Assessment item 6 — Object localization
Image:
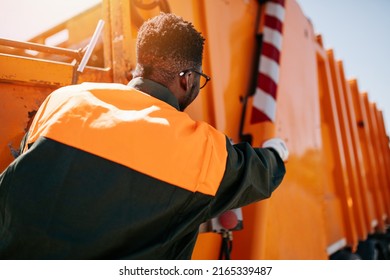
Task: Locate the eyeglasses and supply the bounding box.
[179,69,211,89]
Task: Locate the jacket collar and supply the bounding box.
[127,77,180,110]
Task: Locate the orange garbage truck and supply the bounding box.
[0,0,389,259]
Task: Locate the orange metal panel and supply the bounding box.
[371,104,390,221]
[376,110,390,219]
[349,80,377,234]
[235,0,329,259]
[192,233,221,260]
[326,50,360,250]
[0,53,74,86]
[317,52,349,256]
[104,0,136,84]
[362,94,386,232]
[0,54,112,85]
[337,61,369,241]
[190,0,330,259]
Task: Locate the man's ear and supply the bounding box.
[179,72,193,91]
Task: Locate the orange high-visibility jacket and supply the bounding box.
[0,79,285,259]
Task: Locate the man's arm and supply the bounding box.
[207,137,287,218]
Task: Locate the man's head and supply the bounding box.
[133,13,208,111]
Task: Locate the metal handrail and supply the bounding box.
[0,38,82,59]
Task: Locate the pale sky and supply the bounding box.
[0,0,389,132]
[0,0,101,40]
[297,0,390,132]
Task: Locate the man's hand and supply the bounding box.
[262,138,289,162]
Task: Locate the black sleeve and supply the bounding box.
[207,137,286,218]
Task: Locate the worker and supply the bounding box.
[0,13,288,259]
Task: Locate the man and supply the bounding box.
[0,13,287,259]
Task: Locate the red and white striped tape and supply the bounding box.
[250,0,285,124]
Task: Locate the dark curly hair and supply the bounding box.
[133,13,205,86]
